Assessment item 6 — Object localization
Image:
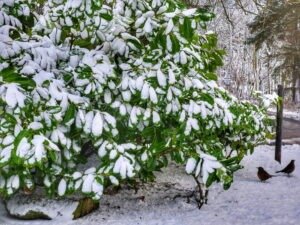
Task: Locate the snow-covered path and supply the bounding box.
[0,144,299,225]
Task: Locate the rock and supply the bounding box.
[4,189,99,220]
[73,198,99,219]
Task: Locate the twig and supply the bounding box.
[193,175,208,209]
[236,0,259,15]
[219,0,234,28]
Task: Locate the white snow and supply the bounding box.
[91,112,103,137]
[185,157,197,174]
[1,144,300,225]
[83,111,94,134]
[141,83,149,100]
[268,107,300,121]
[81,174,94,194]
[152,111,160,123]
[182,8,197,17]
[165,19,174,34]
[58,179,67,196]
[2,84,26,108]
[149,87,158,104]
[1,194,79,222]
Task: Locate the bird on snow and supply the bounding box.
[257,167,273,181]
[276,160,295,176]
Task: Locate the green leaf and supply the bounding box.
[204,72,218,81]
[206,172,218,187]
[180,18,193,42]
[223,182,231,190]
[228,165,243,173]
[221,156,239,166]
[200,93,215,105]
[170,34,180,53]
[63,104,76,125]
[100,13,112,21]
[0,67,35,89]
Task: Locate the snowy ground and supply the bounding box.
[269,107,300,121]
[0,144,299,225]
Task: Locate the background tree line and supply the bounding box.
[184,0,300,104]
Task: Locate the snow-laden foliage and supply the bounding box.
[0,0,275,200]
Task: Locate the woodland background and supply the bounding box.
[186,0,300,103]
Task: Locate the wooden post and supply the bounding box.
[275,84,283,163]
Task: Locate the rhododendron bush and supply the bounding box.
[0,0,275,205]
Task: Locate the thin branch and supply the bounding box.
[236,0,259,15]
[193,175,204,209]
[219,0,234,27]
[253,0,263,8]
[192,175,209,209]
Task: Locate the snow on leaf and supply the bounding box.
[11,175,20,189]
[83,111,94,134]
[135,77,144,91]
[113,156,123,175]
[182,8,197,16]
[186,158,197,174]
[168,69,176,84]
[3,84,25,108]
[141,151,148,161]
[104,90,112,104]
[119,104,127,116]
[92,112,103,137]
[199,152,223,184]
[16,138,31,158]
[85,167,96,175]
[141,83,150,100]
[44,176,51,187]
[130,107,138,124]
[69,55,79,68]
[152,111,160,124]
[189,117,199,131]
[103,113,116,127]
[82,174,94,193]
[0,145,12,163]
[58,178,67,196]
[98,141,108,157]
[144,18,153,33]
[166,35,172,52]
[72,172,82,180]
[157,69,167,87]
[109,149,118,159]
[28,122,43,130]
[180,51,187,64]
[92,180,103,195]
[179,111,186,122]
[165,19,174,34]
[109,176,119,185]
[2,135,14,146]
[122,90,131,101]
[149,87,158,104]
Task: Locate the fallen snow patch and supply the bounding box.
[269,107,300,121]
[0,144,299,225]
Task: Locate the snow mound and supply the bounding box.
[6,193,78,220]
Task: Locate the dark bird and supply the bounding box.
[276,160,295,176]
[257,167,273,181]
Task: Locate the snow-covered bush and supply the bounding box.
[0,0,275,204]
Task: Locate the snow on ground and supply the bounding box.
[284,110,300,121]
[0,144,299,225]
[269,107,300,121]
